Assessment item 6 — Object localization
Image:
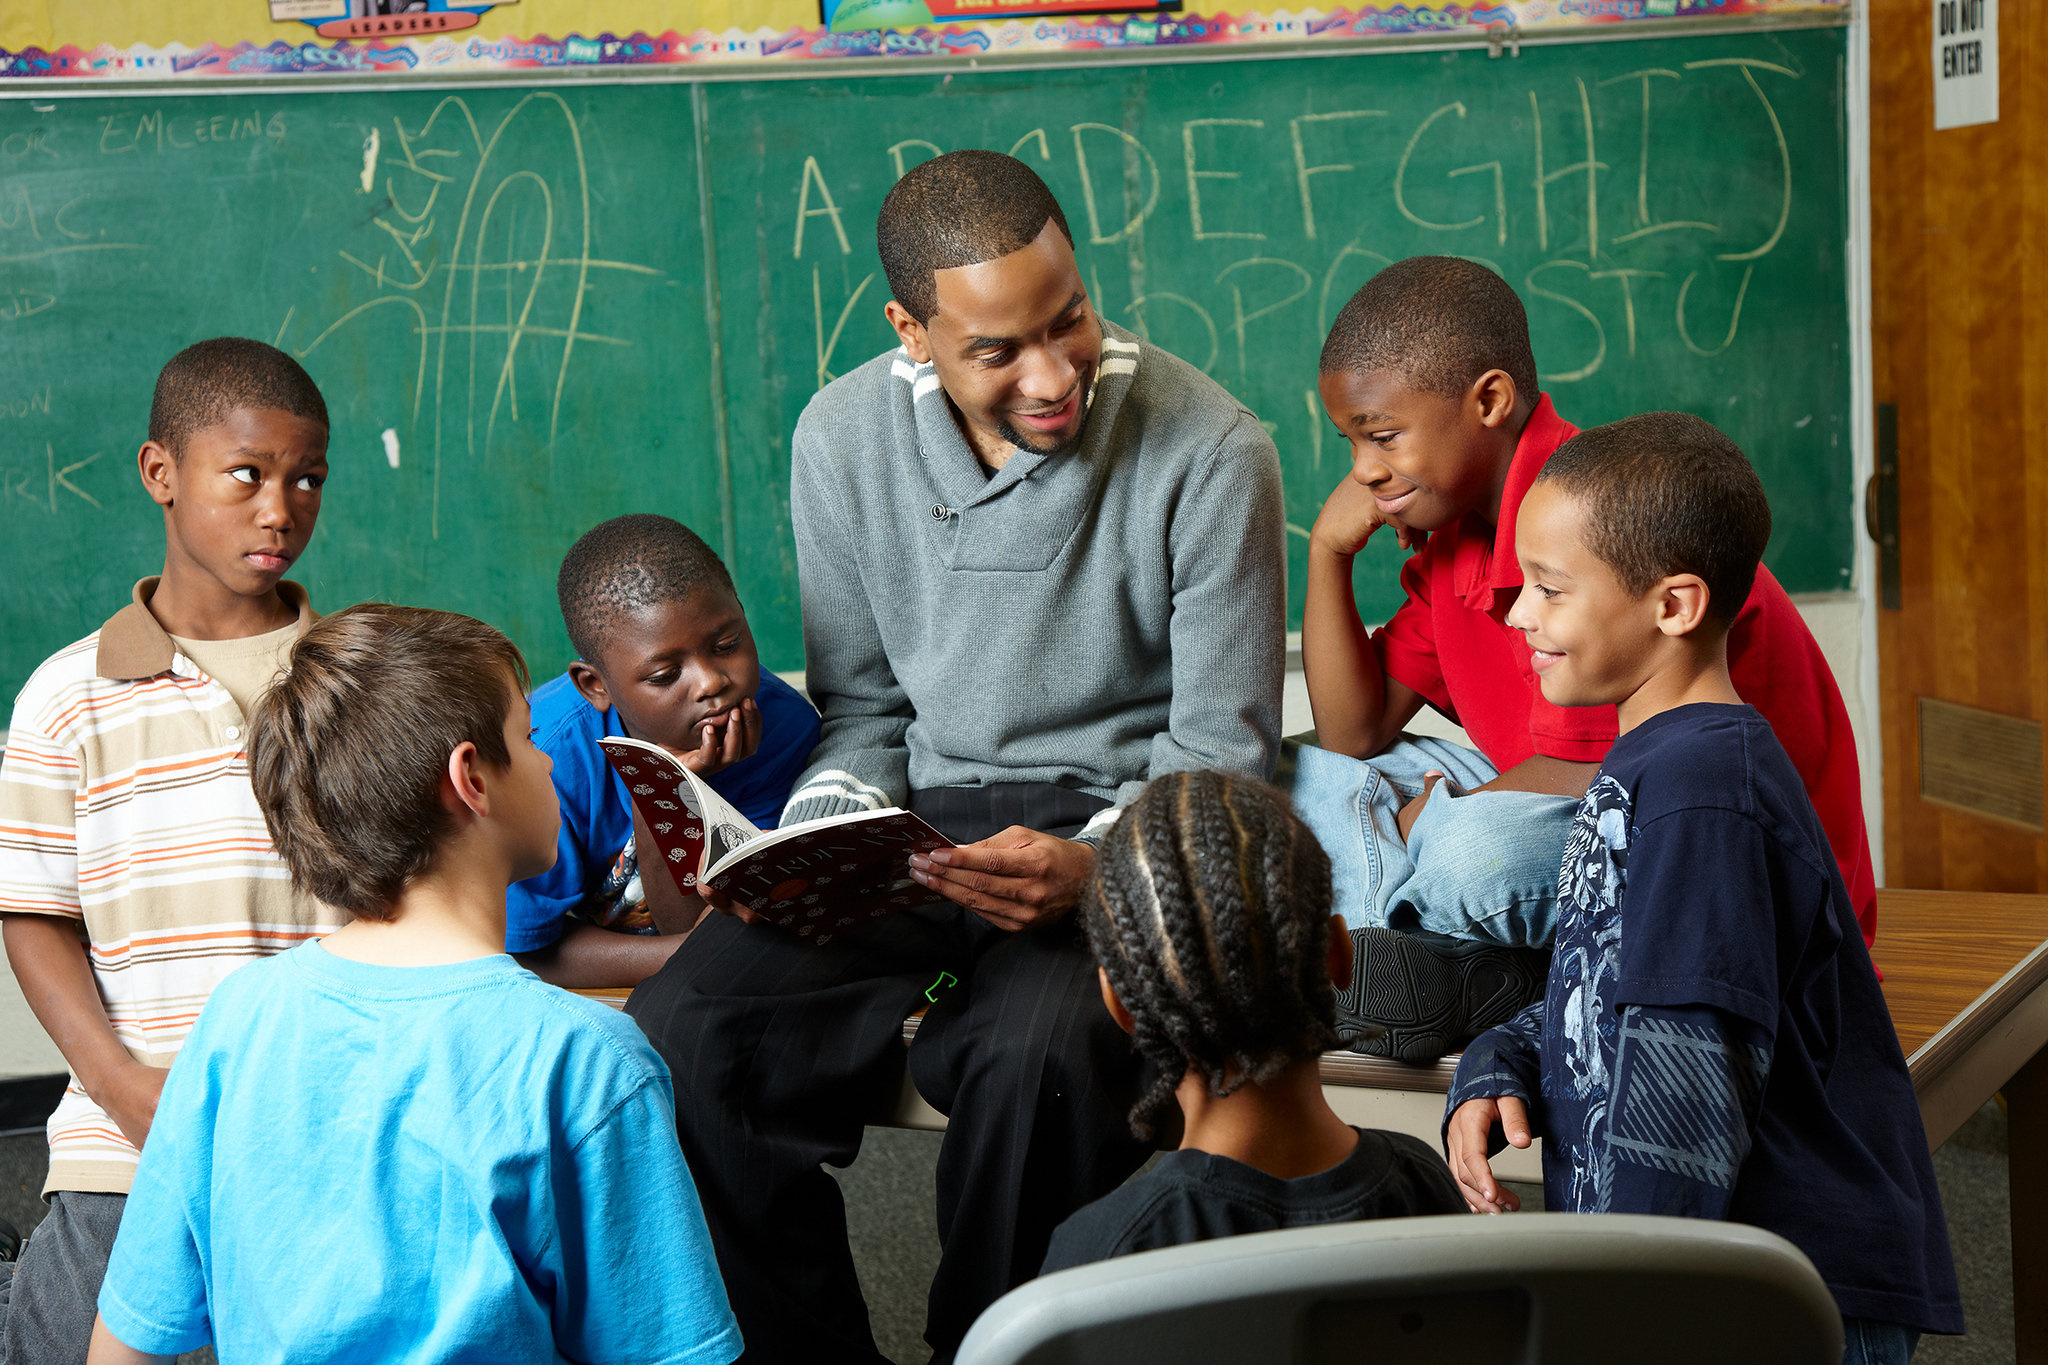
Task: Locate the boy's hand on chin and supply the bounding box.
[1446,1095,1529,1214]
[1311,476,1429,557]
[674,698,762,778]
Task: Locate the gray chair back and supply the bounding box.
[958,1213,1843,1365]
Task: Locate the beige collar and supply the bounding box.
[95,577,317,681]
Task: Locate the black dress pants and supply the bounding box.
[627,784,1149,1365]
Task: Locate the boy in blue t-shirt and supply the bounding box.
[1444,413,1960,1363]
[87,604,741,1365]
[509,514,821,989]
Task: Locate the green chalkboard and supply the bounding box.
[0,24,1849,710]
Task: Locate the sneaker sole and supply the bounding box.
[1335,928,1548,1064]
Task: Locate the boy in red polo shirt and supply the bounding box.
[1297,256,1875,1062]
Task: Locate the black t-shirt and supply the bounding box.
[1040,1128,1463,1274]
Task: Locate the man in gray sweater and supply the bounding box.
[629,151,1284,1365]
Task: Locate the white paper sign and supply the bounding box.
[1932,0,1999,130]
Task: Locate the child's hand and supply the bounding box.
[676,698,762,777]
[1310,474,1429,558]
[1396,770,1446,844]
[1446,1095,1530,1214]
[694,880,767,927]
[101,1061,167,1149]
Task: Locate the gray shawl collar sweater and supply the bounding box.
[780,319,1284,841]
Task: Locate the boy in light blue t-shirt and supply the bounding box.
[88,605,740,1365]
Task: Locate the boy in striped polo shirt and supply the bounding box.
[0,338,337,1365]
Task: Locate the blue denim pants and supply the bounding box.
[1840,1318,1919,1365]
[1288,738,1579,950]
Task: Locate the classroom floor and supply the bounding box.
[0,1102,2016,1363]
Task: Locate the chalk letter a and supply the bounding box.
[793,156,852,260]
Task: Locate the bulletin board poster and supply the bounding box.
[269,0,516,40]
[1,0,1846,78]
[822,0,1176,35]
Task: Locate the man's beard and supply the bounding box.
[996,392,1088,456]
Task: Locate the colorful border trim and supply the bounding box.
[0,0,1845,80]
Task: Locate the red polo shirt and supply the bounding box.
[1370,395,1879,945]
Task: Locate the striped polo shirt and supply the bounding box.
[0,578,341,1196]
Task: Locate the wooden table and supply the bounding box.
[1871,889,2048,1361]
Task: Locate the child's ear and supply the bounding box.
[1469,368,1520,430]
[137,441,177,508]
[566,660,613,713]
[1097,965,1136,1036]
[883,300,933,366]
[1325,916,1354,992]
[442,739,490,819]
[1653,574,1713,638]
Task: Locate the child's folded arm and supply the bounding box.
[1600,1001,1771,1220]
[1303,506,1434,760]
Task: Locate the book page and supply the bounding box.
[690,773,765,870]
[598,736,763,881]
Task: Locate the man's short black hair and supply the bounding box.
[148,338,329,456]
[1536,411,1772,628]
[877,150,1075,325]
[1319,256,1539,404]
[557,514,737,665]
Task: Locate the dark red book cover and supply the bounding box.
[599,737,954,946]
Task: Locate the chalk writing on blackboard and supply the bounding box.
[786,60,1801,394]
[284,93,663,537]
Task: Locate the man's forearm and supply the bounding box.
[1474,755,1599,799]
[1303,541,1422,756]
[3,914,139,1097]
[515,920,682,990]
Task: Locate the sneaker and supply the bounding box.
[1334,927,1548,1064]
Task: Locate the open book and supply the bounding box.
[597,736,955,945]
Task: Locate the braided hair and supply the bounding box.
[1083,770,1339,1141]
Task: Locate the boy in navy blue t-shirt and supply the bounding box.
[1445,413,1960,1362]
[508,515,820,989]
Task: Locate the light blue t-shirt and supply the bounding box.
[98,942,742,1365]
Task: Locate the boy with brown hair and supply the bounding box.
[1300,256,1876,1061]
[0,338,336,1365]
[87,605,740,1365]
[1444,414,1958,1364]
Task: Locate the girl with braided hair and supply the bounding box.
[1039,770,1463,1274]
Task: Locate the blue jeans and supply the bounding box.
[1288,738,1578,949]
[1841,1318,1918,1365]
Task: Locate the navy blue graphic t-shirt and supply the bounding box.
[1449,703,1961,1334]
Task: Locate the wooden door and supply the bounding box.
[1871,0,2048,893]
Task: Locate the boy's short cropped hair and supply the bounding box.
[876,149,1075,324]
[148,337,330,455]
[249,604,530,920]
[1083,770,1338,1138]
[556,513,735,665]
[1319,256,1540,403]
[1536,411,1773,627]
